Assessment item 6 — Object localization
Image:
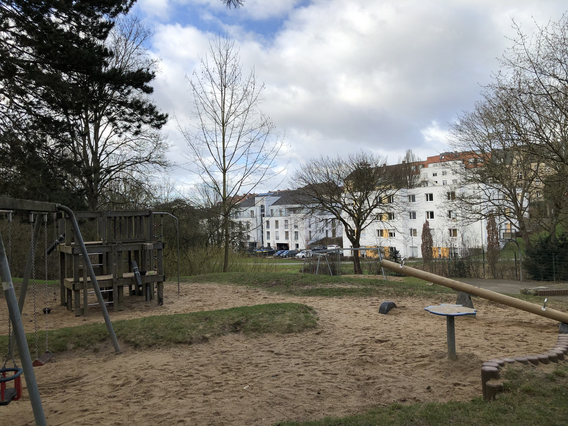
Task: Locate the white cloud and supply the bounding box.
[146,0,568,190]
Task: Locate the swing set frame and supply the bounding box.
[0,197,121,425]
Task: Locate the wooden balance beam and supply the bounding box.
[380,259,568,325]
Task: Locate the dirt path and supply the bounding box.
[1,282,563,425]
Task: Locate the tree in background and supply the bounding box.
[486,213,500,278]
[181,36,283,272]
[450,13,568,246]
[295,152,409,274]
[421,220,433,268]
[0,2,170,210]
[449,93,538,249]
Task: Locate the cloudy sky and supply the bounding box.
[131,0,567,194]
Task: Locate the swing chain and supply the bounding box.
[31,214,39,361]
[44,214,49,352]
[4,212,17,369]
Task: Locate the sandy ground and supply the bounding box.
[1,280,564,425]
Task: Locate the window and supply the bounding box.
[378,213,388,221]
[408,194,416,202]
[266,231,270,239]
[275,220,279,228]
[442,170,447,176]
[284,220,289,229]
[426,193,434,202]
[270,209,274,216]
[265,220,270,229]
[448,210,457,219]
[452,179,458,184]
[294,231,298,241]
[250,210,255,218]
[426,211,435,219]
[442,180,447,185]
[275,231,279,240]
[294,223,298,229]
[388,230,396,238]
[517,172,523,179]
[447,191,456,201]
[409,211,416,220]
[388,212,395,221]
[309,231,312,239]
[410,228,417,237]
[387,195,394,203]
[285,231,289,240]
[377,229,388,238]
[449,229,458,238]
[432,172,438,177]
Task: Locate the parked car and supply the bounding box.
[326,245,343,254]
[296,250,312,258]
[278,250,289,257]
[273,250,286,257]
[255,247,275,256]
[311,246,327,253]
[285,250,298,257]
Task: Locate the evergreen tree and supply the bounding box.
[421,220,433,266]
[486,213,500,278]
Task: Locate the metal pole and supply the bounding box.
[446,316,456,360]
[56,205,121,353]
[0,235,47,426]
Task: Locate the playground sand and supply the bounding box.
[2,281,562,425]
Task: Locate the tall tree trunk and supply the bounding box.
[353,250,362,274]
[223,215,230,272]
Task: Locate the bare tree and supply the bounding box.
[496,15,568,169]
[450,92,539,248]
[295,152,406,274]
[181,36,283,272]
[450,14,568,245]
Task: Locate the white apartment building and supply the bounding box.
[234,190,343,251]
[343,153,491,259]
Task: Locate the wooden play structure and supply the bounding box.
[57,210,165,316]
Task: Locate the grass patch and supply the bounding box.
[278,364,568,426]
[186,272,455,298]
[0,303,317,353]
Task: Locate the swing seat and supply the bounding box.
[0,367,23,405]
[33,350,53,367]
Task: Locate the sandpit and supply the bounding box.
[1,281,561,425]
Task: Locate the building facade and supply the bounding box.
[234,190,342,251]
[343,153,492,259]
